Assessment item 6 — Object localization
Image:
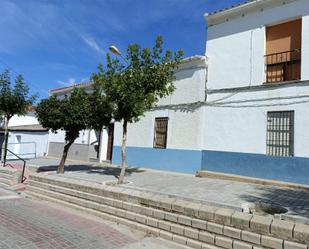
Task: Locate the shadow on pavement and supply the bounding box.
[37,164,145,179]
[239,186,309,218]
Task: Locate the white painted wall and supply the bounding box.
[203,84,309,157]
[202,0,309,157]
[7,131,48,159]
[206,0,309,90]
[48,129,91,144]
[113,58,206,150]
[8,113,39,126]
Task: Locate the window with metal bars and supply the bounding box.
[153,117,168,149]
[266,111,294,157]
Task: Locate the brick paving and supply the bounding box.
[0,187,188,249]
[0,197,136,249]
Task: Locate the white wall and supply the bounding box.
[48,129,91,144]
[7,131,48,159]
[203,84,309,157]
[113,60,206,150]
[206,0,309,90]
[8,113,39,126]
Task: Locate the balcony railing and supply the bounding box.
[265,49,301,84]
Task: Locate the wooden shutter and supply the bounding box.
[154,117,168,149]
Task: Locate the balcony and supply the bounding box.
[265,49,301,84]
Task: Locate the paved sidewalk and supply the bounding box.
[26,158,309,221]
[0,186,188,249]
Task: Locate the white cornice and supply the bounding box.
[205,0,297,27]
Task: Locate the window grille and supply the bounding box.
[266,111,294,157]
[153,117,168,149]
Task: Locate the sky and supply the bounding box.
[0,0,246,99]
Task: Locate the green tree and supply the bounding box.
[92,35,184,184]
[0,69,36,163]
[36,88,92,173]
[87,83,113,160]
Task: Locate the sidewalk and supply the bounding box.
[27,157,309,223]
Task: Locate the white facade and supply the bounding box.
[201,0,309,184]
[3,113,49,159]
[204,0,309,156]
[113,56,207,151]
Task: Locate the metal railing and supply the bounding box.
[265,49,301,83]
[3,149,27,183]
[7,142,37,159]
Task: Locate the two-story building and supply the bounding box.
[202,0,309,185]
[112,0,309,185]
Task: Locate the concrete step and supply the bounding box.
[0,172,14,180]
[0,177,12,186]
[0,181,9,188]
[25,186,225,249]
[0,167,18,175]
[26,175,309,249]
[25,181,261,249]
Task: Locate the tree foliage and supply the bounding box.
[36,87,112,173]
[92,36,184,124]
[0,69,36,162]
[92,35,184,183]
[0,70,36,120]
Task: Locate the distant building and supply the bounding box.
[0,108,49,159]
[48,82,113,163]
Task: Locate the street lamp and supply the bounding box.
[109,45,128,64]
[109,45,122,56]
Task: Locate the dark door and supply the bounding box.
[106,124,114,161]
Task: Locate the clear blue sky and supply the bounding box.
[0,0,245,99]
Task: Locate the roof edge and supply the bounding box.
[49,55,206,95]
[205,0,297,27]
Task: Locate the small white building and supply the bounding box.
[0,110,49,159]
[48,83,113,162]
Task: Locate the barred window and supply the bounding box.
[154,117,168,149]
[267,111,294,157]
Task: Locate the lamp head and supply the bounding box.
[109,45,122,55]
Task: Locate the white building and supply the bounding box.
[202,0,309,185]
[0,110,49,159]
[48,83,113,162]
[44,0,309,185]
[112,56,207,173]
[111,0,309,185]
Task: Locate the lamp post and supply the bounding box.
[109,45,129,64]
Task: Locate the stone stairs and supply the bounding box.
[0,167,21,188]
[25,174,309,249]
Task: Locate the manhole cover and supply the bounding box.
[242,202,288,216]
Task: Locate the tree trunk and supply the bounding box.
[118,120,127,184]
[1,117,10,165]
[57,140,74,174]
[96,129,102,161]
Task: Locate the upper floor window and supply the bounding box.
[153,117,168,149]
[265,19,301,84]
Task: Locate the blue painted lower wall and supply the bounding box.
[112,146,309,185]
[201,150,309,185]
[112,146,202,174]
